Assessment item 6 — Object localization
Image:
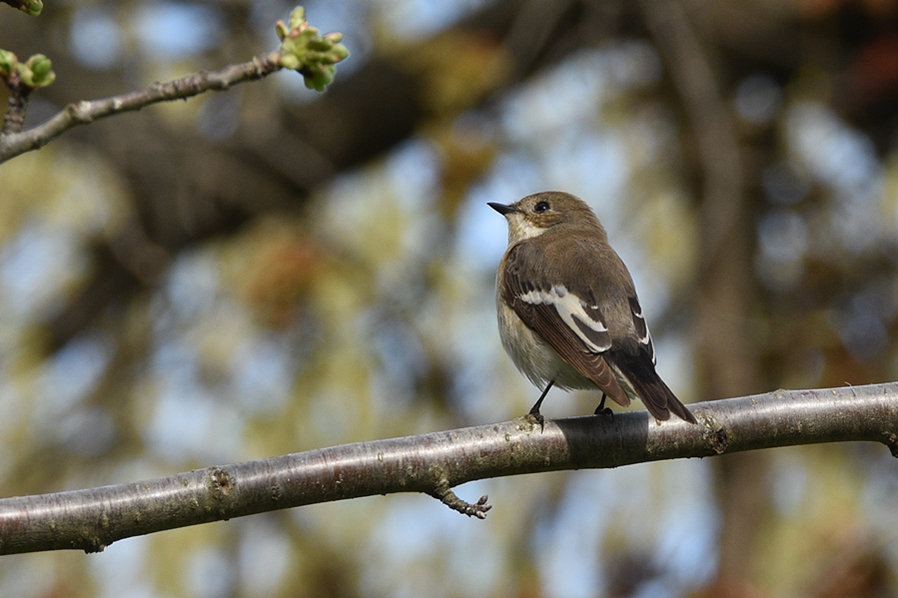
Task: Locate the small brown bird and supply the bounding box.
[489,191,696,424]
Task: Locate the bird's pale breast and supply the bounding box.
[495,284,596,391]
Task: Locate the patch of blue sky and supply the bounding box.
[538,471,614,598]
[230,333,295,415]
[788,102,881,194]
[236,517,293,595]
[538,462,716,598]
[501,50,609,144]
[185,548,234,598]
[0,221,85,318]
[0,552,63,598]
[756,208,808,291]
[89,535,159,598]
[32,334,112,423]
[654,461,719,590]
[375,0,487,40]
[69,7,123,70]
[455,154,548,272]
[144,379,245,462]
[384,139,441,210]
[146,340,245,462]
[786,102,885,253]
[544,129,630,218]
[366,312,429,415]
[151,336,198,384]
[652,333,695,405]
[165,249,221,322]
[362,481,501,597]
[134,2,225,59]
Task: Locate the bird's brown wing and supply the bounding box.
[501,242,630,407]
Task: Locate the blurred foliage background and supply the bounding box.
[2,0,898,596]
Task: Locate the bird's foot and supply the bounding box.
[593,393,613,421]
[593,405,614,421]
[527,406,545,431]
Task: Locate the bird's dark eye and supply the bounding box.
[534,201,550,213]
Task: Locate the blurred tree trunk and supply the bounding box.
[641,1,768,595]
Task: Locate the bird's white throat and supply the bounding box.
[505,214,546,244]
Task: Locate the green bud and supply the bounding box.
[328,45,350,61]
[302,64,335,92]
[287,6,307,31]
[306,38,333,52]
[275,20,289,41]
[27,54,52,77]
[0,49,18,77]
[15,0,42,16]
[303,50,323,64]
[323,32,343,44]
[276,6,349,92]
[18,54,55,88]
[27,0,43,15]
[17,64,33,86]
[280,53,301,70]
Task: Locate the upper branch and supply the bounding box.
[1,382,897,555]
[0,53,282,163]
[0,6,349,163]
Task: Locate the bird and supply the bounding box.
[489,191,697,425]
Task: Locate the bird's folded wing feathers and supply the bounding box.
[501,243,630,407]
[627,295,656,365]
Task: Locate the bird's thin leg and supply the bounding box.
[528,380,554,428]
[593,392,613,420]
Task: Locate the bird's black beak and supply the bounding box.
[488,202,515,215]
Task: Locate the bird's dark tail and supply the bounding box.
[606,351,697,424]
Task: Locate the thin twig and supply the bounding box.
[0,51,283,164]
[429,479,492,519]
[1,71,29,135]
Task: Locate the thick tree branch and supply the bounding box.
[1,382,897,555]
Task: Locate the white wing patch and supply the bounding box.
[629,298,656,364]
[520,285,611,353]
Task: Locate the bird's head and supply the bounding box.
[489,191,604,244]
